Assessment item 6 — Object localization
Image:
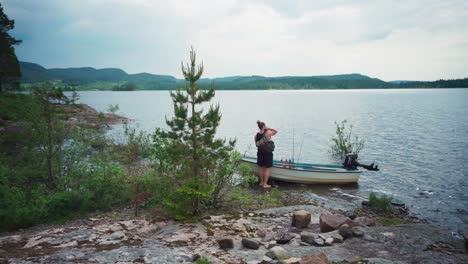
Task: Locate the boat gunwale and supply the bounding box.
[241,157,362,174]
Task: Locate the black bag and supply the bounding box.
[256,134,275,152]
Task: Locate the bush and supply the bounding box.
[368,192,392,212]
[330,119,365,161]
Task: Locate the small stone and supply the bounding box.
[261,256,273,263]
[299,253,328,264]
[343,210,357,220]
[257,228,267,238]
[217,238,234,249]
[292,210,311,228]
[355,216,376,227]
[314,238,325,246]
[241,237,260,249]
[338,224,353,239]
[266,246,288,260]
[319,230,343,243]
[248,213,255,217]
[300,242,310,246]
[325,237,334,246]
[300,231,316,245]
[192,254,201,261]
[363,258,398,264]
[352,226,365,237]
[275,229,295,244]
[109,231,126,240]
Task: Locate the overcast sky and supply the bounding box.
[4,0,468,81]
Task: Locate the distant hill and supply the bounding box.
[19,61,468,90]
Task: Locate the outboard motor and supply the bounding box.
[343,153,380,171]
[343,153,359,170]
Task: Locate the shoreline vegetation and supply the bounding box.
[2,51,467,263]
[20,61,468,91]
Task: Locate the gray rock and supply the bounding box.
[314,238,325,246]
[0,235,22,246]
[275,229,295,244]
[176,254,192,262]
[261,256,273,263]
[241,237,260,249]
[355,216,376,227]
[464,231,467,250]
[265,246,288,260]
[291,210,311,228]
[338,224,353,239]
[217,238,234,249]
[266,241,277,249]
[319,230,343,243]
[325,237,334,246]
[300,253,328,264]
[343,210,357,220]
[364,258,399,264]
[319,213,350,233]
[300,231,317,245]
[352,226,365,237]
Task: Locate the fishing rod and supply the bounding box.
[292,127,295,164]
[296,132,305,163]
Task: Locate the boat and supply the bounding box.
[241,156,362,184]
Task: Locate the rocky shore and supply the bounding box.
[0,103,128,134]
[0,203,466,264]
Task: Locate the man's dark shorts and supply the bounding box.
[257,151,273,168]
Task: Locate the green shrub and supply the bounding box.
[368,192,392,212]
[330,119,365,161]
[195,258,210,264]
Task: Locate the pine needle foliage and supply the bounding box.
[155,47,235,219]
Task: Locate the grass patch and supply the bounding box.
[368,192,392,212]
[195,258,210,264]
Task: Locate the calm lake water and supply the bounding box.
[74,89,468,233]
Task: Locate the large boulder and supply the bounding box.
[355,216,376,227]
[299,253,328,264]
[265,246,288,260]
[319,213,350,233]
[292,210,311,228]
[241,237,260,249]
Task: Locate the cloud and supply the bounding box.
[3,0,468,80]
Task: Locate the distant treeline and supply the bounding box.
[20,61,468,90]
[395,78,468,88]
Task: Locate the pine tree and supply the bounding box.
[156,47,235,218]
[0,3,22,92]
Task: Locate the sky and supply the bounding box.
[4,0,468,81]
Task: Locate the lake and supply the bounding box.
[73,89,468,234]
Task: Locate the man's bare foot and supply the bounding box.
[262,184,272,188]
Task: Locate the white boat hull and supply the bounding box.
[241,158,361,184]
